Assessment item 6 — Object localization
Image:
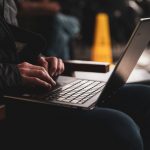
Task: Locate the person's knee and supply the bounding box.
[108,110,143,150]
[90,108,143,150]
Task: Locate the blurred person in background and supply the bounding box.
[17,0,80,60]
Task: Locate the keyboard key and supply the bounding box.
[71,99,80,104]
[43,79,106,104]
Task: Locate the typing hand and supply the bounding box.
[18,62,56,89]
[37,56,65,78]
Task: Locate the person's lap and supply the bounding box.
[108,83,150,150]
[36,83,149,149]
[4,83,150,149]
[4,106,143,150]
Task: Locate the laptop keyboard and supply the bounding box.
[42,79,106,104]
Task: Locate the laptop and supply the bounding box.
[4,18,150,110]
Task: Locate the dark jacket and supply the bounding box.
[0,10,46,95]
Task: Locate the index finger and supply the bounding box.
[45,57,58,76]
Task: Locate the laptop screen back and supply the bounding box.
[97,18,150,105]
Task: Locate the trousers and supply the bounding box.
[3,83,150,150]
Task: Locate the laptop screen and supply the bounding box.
[98,18,150,104]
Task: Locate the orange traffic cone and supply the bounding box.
[91,13,113,63]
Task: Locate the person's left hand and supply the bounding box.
[37,56,65,77]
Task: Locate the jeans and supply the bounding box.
[4,106,143,150]
[45,13,80,60]
[4,83,150,150]
[108,84,150,150]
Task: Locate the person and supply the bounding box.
[16,0,80,60]
[0,0,150,150]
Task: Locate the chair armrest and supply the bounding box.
[62,60,110,76]
[0,105,5,121]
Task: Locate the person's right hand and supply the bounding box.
[17,62,56,89]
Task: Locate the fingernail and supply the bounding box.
[51,72,55,77]
[46,84,51,88]
[54,73,58,77]
[52,81,56,86]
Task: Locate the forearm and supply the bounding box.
[0,63,22,95]
[19,1,60,16]
[8,24,47,64]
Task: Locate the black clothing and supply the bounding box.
[0,15,21,95]
[0,0,46,95]
[0,0,18,25]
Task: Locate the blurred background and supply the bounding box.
[15,0,150,78]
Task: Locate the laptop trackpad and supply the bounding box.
[55,76,77,86]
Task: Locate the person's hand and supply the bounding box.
[37,56,65,77]
[17,62,56,89]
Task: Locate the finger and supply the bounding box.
[21,68,56,86]
[18,62,56,86]
[25,60,48,73]
[55,58,64,76]
[18,62,46,72]
[58,58,65,74]
[45,57,58,76]
[18,62,56,85]
[37,57,48,72]
[22,75,52,89]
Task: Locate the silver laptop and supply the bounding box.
[4,18,150,110]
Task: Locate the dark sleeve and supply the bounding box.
[0,18,23,96]
[0,63,22,95]
[0,23,47,96]
[8,24,47,64]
